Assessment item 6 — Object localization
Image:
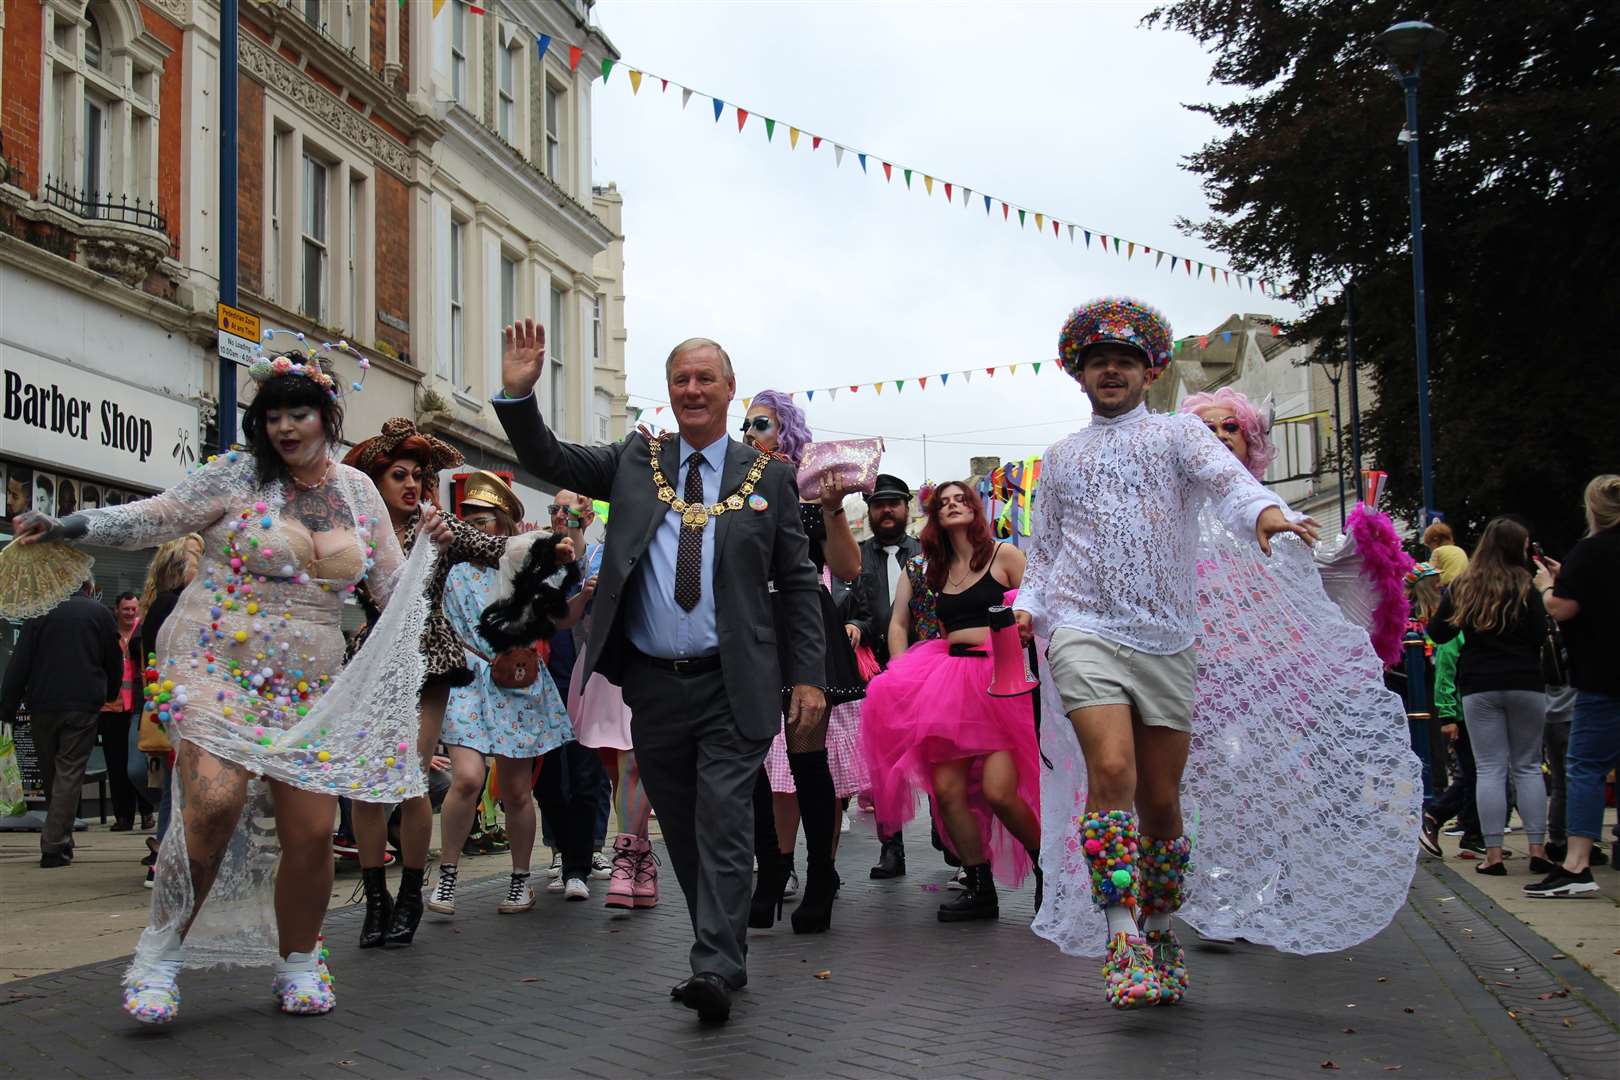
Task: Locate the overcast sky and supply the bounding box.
[588,0,1300,485]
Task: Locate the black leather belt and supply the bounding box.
[948,645,988,657]
[630,649,723,676]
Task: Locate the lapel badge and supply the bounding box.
[748,494,769,512]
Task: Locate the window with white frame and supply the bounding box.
[593,388,613,445]
[450,221,467,389]
[591,295,603,362]
[450,1,469,107]
[544,79,565,181]
[500,255,518,328]
[302,0,322,29]
[497,42,517,142]
[549,285,566,428]
[347,177,364,335]
[42,2,165,218]
[301,153,330,322]
[300,1,368,55]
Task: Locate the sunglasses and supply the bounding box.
[1203,418,1243,435]
[547,503,584,520]
[739,416,776,435]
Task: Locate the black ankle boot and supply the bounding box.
[385,866,425,946]
[938,863,999,922]
[749,853,790,929]
[359,866,393,949]
[870,832,907,879]
[1028,848,1044,915]
[792,857,838,934]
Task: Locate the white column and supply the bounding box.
[175,4,220,306]
[477,222,501,402]
[431,193,451,381]
[408,169,435,373]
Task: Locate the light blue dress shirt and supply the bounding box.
[624,435,726,659]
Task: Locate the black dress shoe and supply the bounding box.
[674,972,731,1023]
[40,851,73,868]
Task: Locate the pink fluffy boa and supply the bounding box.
[1346,503,1413,667]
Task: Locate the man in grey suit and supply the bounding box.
[492,319,826,1023]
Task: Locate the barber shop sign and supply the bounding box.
[1,345,199,489]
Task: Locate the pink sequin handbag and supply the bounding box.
[796,438,885,502]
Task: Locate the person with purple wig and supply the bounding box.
[738,390,865,933]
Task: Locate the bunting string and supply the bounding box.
[431,0,1316,301]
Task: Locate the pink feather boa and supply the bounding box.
[1347,503,1413,667]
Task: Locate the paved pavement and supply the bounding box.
[2,821,1616,1079]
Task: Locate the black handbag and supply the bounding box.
[1540,613,1571,687]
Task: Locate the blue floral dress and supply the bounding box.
[441,562,574,758]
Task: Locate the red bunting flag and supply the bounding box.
[1184,258,1193,275]
[944,182,953,201]
[736,108,749,131]
[1001,202,1009,220]
[1270,324,1281,336]
[986,367,996,377]
[812,136,822,150]
[919,376,928,389]
[1198,335,1209,348]
[849,385,860,393]
[1052,219,1060,238]
[662,78,669,92]
[568,46,582,70]
[882,162,892,181]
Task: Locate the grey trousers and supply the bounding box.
[624,657,770,988]
[1463,690,1548,848]
[33,710,101,857]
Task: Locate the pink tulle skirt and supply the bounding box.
[765,702,870,797]
[567,652,633,750]
[860,640,1040,886]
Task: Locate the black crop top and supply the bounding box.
[936,555,1008,634]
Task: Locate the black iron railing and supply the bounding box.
[42,175,167,234]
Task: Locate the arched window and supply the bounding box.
[41,1,169,227]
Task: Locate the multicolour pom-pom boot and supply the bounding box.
[272,944,336,1016]
[1140,835,1192,1005]
[1079,809,1161,1010]
[122,960,182,1025]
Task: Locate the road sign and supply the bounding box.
[216,302,260,367]
[216,302,260,342]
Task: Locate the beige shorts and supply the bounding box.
[1046,629,1197,733]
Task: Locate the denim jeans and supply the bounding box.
[1565,691,1620,841]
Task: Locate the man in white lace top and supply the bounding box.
[1013,297,1317,1010]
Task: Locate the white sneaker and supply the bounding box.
[564,877,590,901]
[546,876,565,893]
[590,851,613,880]
[546,851,562,879]
[498,872,536,913]
[783,869,800,898]
[841,812,852,834]
[427,864,458,915]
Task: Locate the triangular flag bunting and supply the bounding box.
[875,383,884,395]
[1035,213,1044,231]
[681,87,692,108]
[655,406,665,415]
[882,162,892,181]
[742,397,752,410]
[1197,261,1205,276]
[1198,336,1209,349]
[1221,331,1232,343]
[962,187,971,206]
[1010,364,1019,375]
[813,135,822,150]
[1052,219,1060,238]
[713,98,724,122]
[1068,224,1076,243]
[895,380,904,392]
[431,0,447,15]
[1155,251,1165,268]
[568,45,582,70]
[789,127,800,149]
[1033,362,1042,375]
[601,58,614,81]
[964,370,973,383]
[1211,266,1218,282]
[535,33,552,60]
[1223,270,1230,284]
[1113,237,1121,253]
[828,387,838,400]
[736,108,748,132]
[764,118,775,140]
[1127,242,1135,259]
[1018,209,1026,227]
[940,373,950,386]
[467,3,486,14]
[1185,258,1193,275]
[661,78,668,92]
[983,194,992,214]
[1002,202,1010,221]
[903,168,912,188]
[840,147,849,168]
[1101,234,1109,250]
[628,70,641,94]
[1084,231,1092,248]
[924,175,933,196]
[850,385,860,393]
[806,389,814,401]
[944,182,952,201]
[919,376,928,389]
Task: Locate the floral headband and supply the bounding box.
[247,329,372,400]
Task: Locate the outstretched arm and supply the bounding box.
[491,319,621,500]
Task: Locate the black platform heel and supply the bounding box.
[384,866,424,946]
[791,857,837,934]
[358,866,393,949]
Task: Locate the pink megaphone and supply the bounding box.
[986,605,1037,697]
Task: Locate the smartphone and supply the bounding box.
[1531,541,1545,562]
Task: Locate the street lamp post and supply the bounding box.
[1374,19,1446,524]
[1344,276,1363,502]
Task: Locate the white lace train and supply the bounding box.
[1031,526,1422,958]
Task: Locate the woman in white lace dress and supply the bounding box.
[13,356,446,1025]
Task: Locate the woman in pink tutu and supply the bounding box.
[861,480,1040,922]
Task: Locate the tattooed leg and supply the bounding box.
[268,779,337,957]
[175,741,250,936]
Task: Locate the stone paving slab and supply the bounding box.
[0,822,1609,1079]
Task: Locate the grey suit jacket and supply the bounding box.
[492,395,825,741]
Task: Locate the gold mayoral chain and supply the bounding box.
[649,434,772,529]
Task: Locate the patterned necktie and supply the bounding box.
[674,454,705,611]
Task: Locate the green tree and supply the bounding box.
[1149,0,1620,552]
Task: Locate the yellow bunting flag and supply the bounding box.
[875,383,885,395]
[1035,213,1044,231]
[1128,242,1136,259]
[924,176,934,196]
[628,70,642,95]
[431,0,447,14]
[789,127,800,149]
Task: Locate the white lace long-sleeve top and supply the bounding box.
[1014,403,1285,655]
